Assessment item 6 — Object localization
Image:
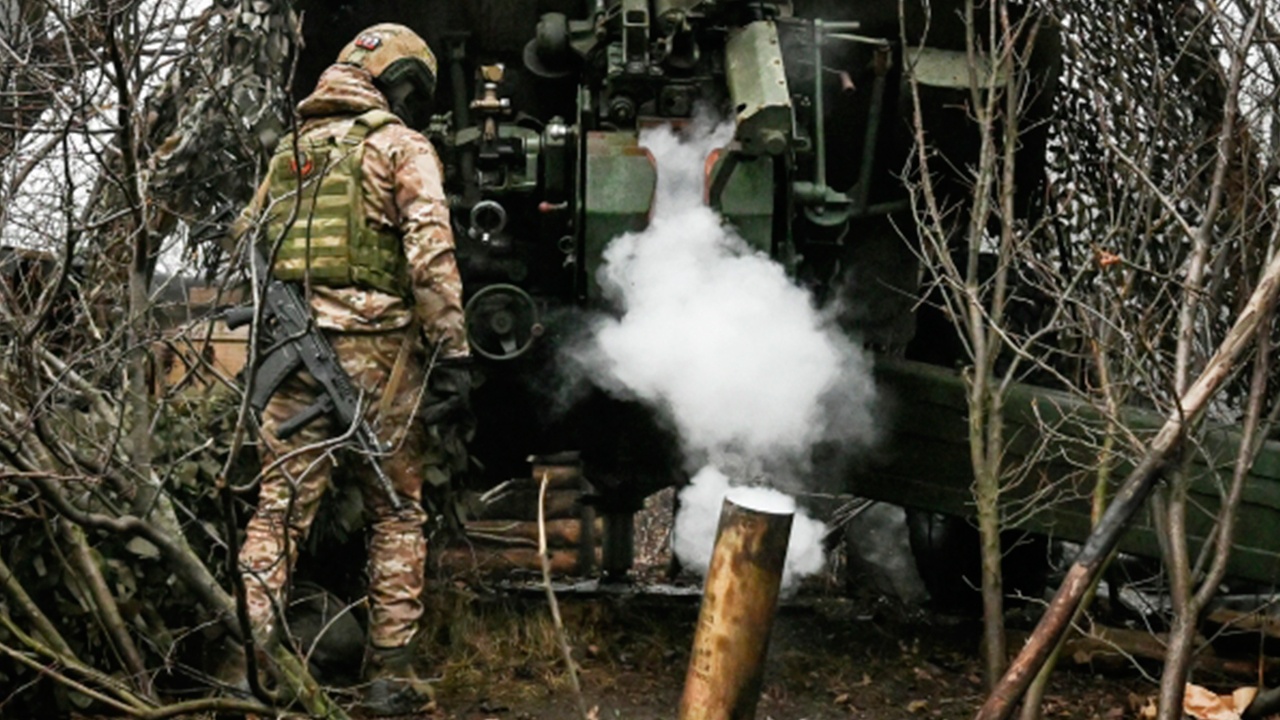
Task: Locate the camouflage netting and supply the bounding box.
[90,0,298,288]
[1040,0,1276,418]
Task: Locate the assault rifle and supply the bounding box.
[224,246,401,509]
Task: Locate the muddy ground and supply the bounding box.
[410,584,1158,720]
[399,493,1164,720]
[90,492,1257,720]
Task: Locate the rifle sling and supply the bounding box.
[379,319,419,419]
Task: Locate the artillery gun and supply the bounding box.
[225,0,1280,588]
[285,0,1057,579]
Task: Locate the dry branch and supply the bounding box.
[0,550,73,657]
[60,520,153,699]
[0,610,154,712]
[977,238,1280,720]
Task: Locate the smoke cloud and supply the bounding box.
[674,466,829,589]
[576,119,878,587]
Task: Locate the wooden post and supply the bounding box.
[679,497,792,720]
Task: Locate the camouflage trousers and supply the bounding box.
[239,329,440,650]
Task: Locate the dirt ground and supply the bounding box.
[417,588,1155,720]
[66,492,1227,720]
[37,502,1264,720]
[406,490,1160,720]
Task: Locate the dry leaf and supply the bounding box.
[1183,683,1258,720]
[1097,249,1123,268]
[907,699,930,713]
[1232,687,1258,712]
[1131,693,1157,720]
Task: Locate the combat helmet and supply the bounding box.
[338,23,437,125]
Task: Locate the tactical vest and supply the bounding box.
[263,109,409,297]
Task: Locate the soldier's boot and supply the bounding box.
[362,644,436,716]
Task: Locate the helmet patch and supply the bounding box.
[354,34,382,50]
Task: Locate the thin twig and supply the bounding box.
[0,549,73,656]
[538,471,589,720]
[0,605,151,711]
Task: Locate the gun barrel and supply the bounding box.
[223,305,255,330]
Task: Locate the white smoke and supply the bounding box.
[674,467,829,589]
[578,119,878,588]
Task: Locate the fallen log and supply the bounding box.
[462,519,604,549]
[1205,607,1280,641]
[434,547,602,576]
[528,459,588,490]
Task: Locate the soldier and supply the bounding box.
[232,23,469,715]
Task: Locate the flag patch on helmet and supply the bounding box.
[354,34,382,50]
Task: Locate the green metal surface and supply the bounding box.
[707,151,774,255]
[725,21,792,156]
[905,46,1010,89]
[582,130,656,299]
[852,358,1280,585]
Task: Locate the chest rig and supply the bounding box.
[264,109,409,297]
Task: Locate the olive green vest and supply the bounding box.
[263,109,409,297]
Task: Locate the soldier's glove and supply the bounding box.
[419,363,472,426]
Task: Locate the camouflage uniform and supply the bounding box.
[237,62,467,651]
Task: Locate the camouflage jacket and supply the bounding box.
[238,63,468,359]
